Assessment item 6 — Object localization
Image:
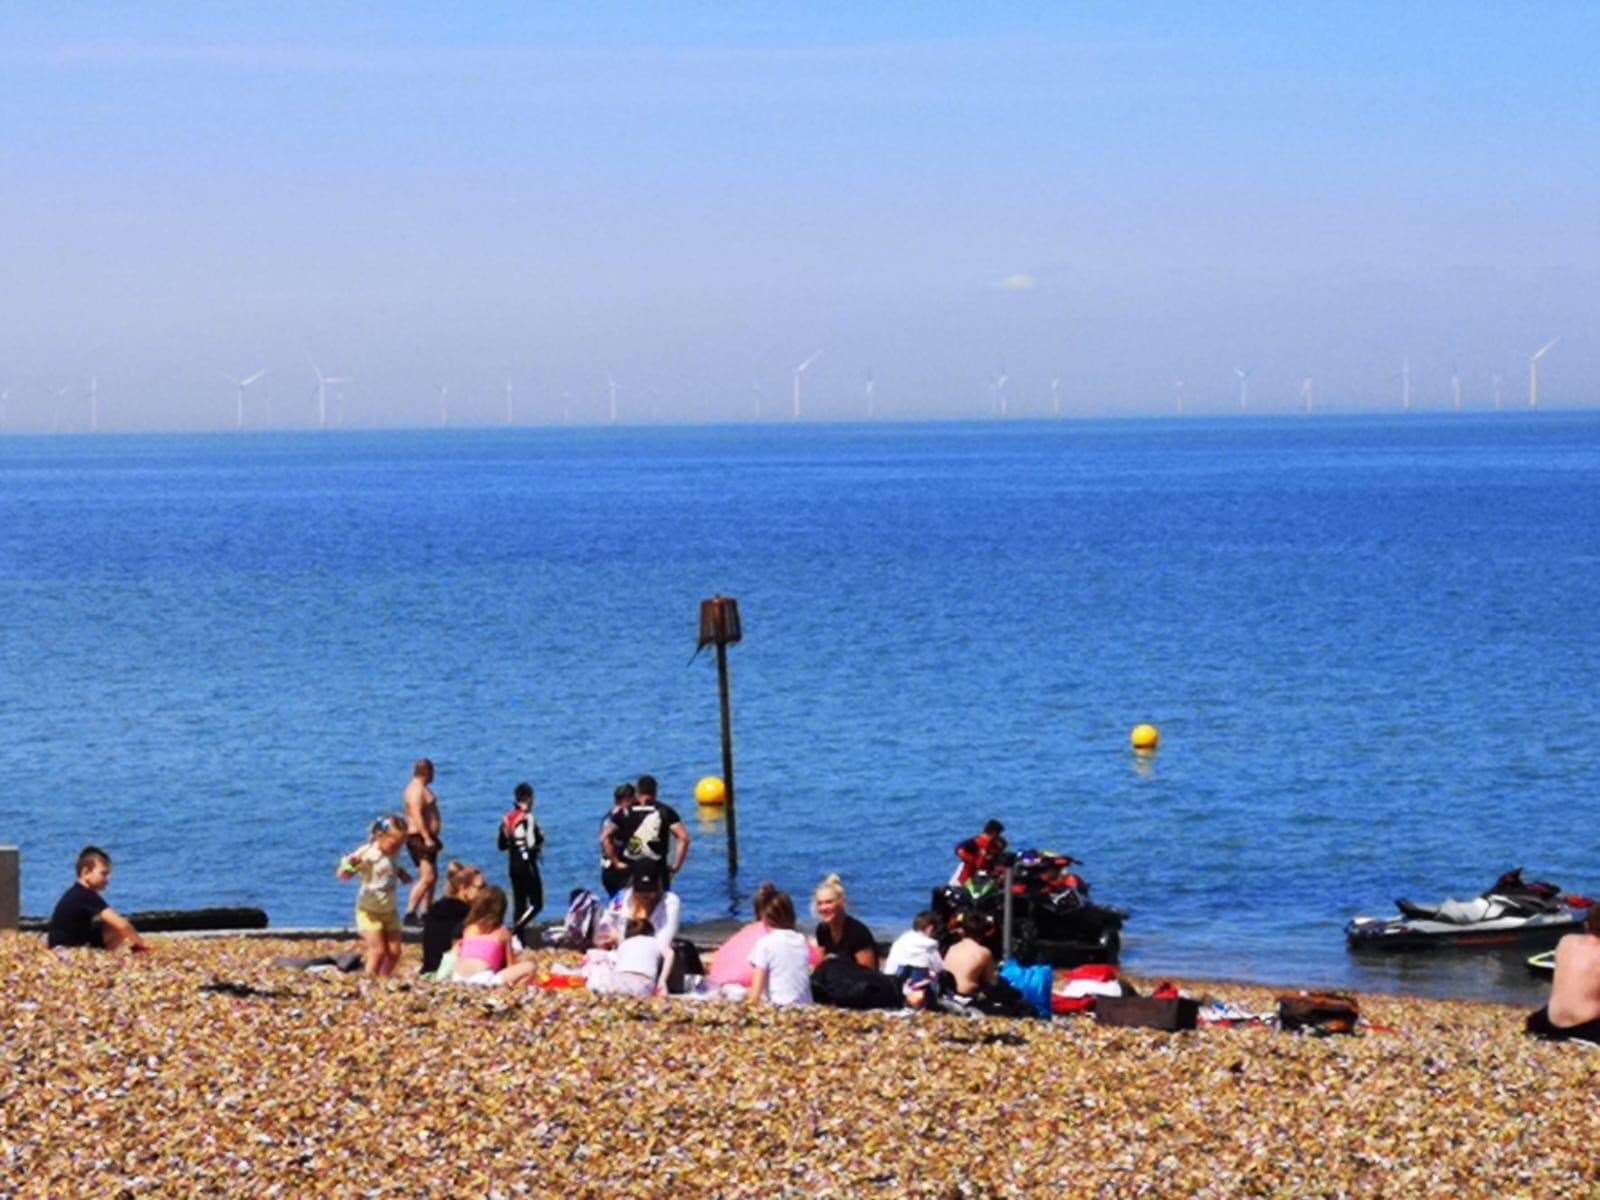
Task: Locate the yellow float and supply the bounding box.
[1130,723,1160,753]
[694,776,728,807]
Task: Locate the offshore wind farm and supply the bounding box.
[4,8,1600,1196]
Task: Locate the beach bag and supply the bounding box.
[1277,991,1359,1035]
[1094,995,1200,1031]
[544,888,599,950]
[665,938,705,994]
[811,957,904,1011]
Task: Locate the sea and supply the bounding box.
[4,414,1599,1005]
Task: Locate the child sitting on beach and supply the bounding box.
[451,886,538,988]
[46,845,148,954]
[586,918,665,998]
[336,816,413,977]
[748,890,812,1008]
[883,910,945,1009]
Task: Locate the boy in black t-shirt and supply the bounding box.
[46,845,147,953]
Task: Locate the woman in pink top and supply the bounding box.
[452,887,537,987]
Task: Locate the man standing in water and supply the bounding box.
[615,774,690,888]
[403,758,442,925]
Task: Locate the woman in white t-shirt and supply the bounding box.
[748,889,813,1008]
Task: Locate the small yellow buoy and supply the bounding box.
[1130,723,1160,752]
[694,776,728,807]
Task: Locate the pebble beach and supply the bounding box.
[3,935,1597,1198]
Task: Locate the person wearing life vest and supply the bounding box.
[951,820,1007,886]
[497,782,545,935]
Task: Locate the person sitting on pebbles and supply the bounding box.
[593,860,681,994]
[812,874,879,970]
[940,910,998,1001]
[1527,905,1600,1045]
[46,845,148,954]
[883,910,945,1009]
[451,886,538,988]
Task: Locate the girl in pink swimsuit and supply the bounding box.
[451,887,537,988]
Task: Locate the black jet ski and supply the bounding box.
[1346,869,1589,952]
[932,849,1125,968]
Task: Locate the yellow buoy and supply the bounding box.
[694,776,728,807]
[1130,723,1160,752]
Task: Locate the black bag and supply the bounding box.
[812,957,904,1010]
[665,938,705,995]
[1094,996,1200,1031]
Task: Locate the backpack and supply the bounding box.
[1277,991,1360,1035]
[543,888,599,949]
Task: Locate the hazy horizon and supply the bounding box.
[3,4,1597,432]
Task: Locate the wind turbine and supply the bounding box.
[1234,367,1251,411]
[1491,372,1504,411]
[1451,370,1462,412]
[53,383,71,434]
[437,385,449,427]
[1400,357,1412,411]
[308,359,350,429]
[1174,379,1186,415]
[88,376,99,433]
[504,378,514,425]
[222,369,267,430]
[1529,338,1559,409]
[1051,376,1063,419]
[864,370,876,419]
[0,387,8,430]
[607,374,618,425]
[751,381,764,421]
[1300,377,1315,414]
[991,367,1009,418]
[792,351,822,419]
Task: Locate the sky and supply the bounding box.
[2,2,1597,431]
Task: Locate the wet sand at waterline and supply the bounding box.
[2,936,1596,1197]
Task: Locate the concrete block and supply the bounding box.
[0,847,17,931]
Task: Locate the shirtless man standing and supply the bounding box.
[402,758,442,924]
[1528,906,1600,1044]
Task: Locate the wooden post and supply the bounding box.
[697,596,743,877]
[1001,862,1015,961]
[0,846,18,932]
[716,640,738,876]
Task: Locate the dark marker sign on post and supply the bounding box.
[696,597,742,875]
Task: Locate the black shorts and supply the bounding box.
[406,834,440,867]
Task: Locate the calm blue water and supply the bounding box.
[4,415,1599,1003]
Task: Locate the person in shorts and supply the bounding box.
[403,758,442,924]
[46,845,147,953]
[337,815,413,977]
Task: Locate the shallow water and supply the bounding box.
[3,414,1597,1003]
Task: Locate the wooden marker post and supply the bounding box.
[696,597,742,875]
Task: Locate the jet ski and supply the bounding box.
[931,848,1125,968]
[1346,868,1589,952]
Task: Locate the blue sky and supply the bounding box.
[2,3,1596,429]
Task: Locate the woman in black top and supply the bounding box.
[421,862,482,976]
[812,873,879,970]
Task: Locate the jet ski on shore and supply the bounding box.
[1346,868,1590,952]
[931,849,1125,968]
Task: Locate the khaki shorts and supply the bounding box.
[356,908,401,936]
